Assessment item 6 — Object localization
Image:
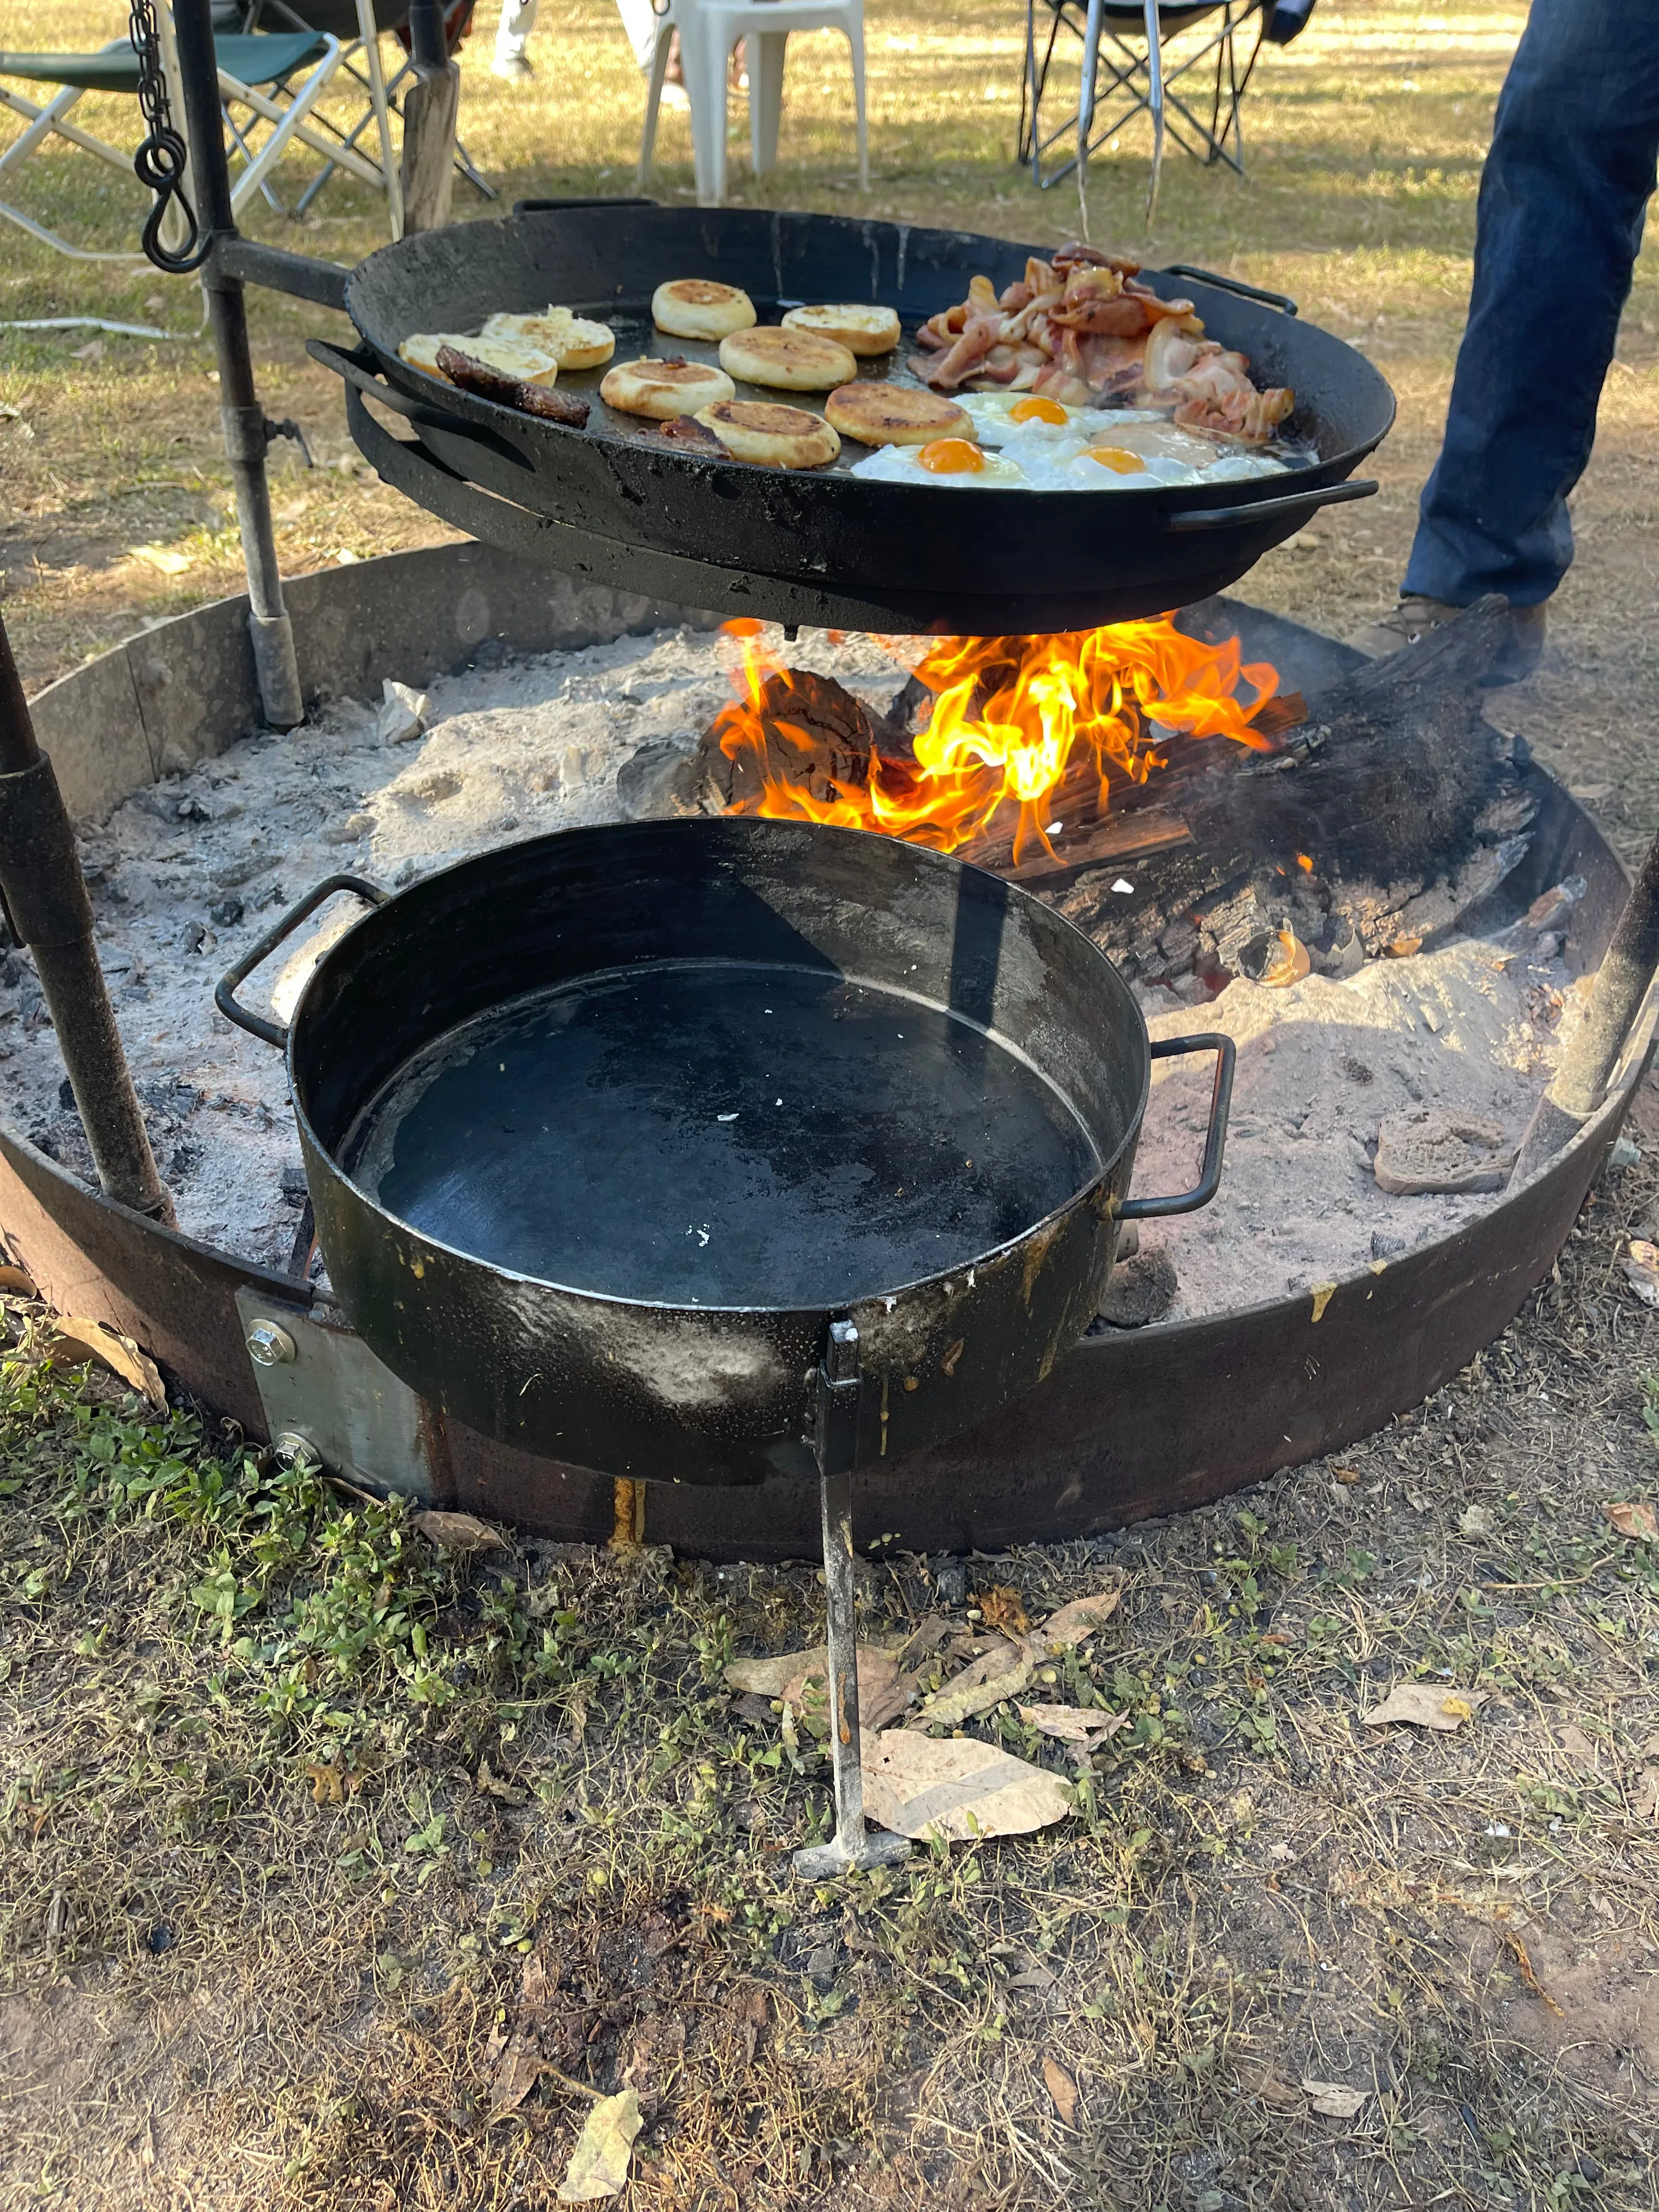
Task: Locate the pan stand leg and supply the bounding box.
[793,1323,910,1881]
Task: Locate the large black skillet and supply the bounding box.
[216,819,1232,1491]
[287,201,1393,635]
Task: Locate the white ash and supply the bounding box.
[0,624,1575,1311]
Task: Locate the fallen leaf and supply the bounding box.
[1018,1702,1130,1746]
[489,2031,545,2117]
[780,1646,900,1740]
[1630,1238,1659,1269]
[862,1729,1073,1841]
[1623,1259,1659,1308]
[1362,1682,1488,1731]
[0,1264,38,1296]
[918,1639,1035,1729]
[129,543,193,575]
[1503,1930,1564,2015]
[71,337,104,360]
[1458,1504,1493,1538]
[1042,2055,1079,2127]
[305,1761,344,1806]
[1035,1586,1122,1651]
[1331,1465,1361,1485]
[1555,1723,1600,1770]
[558,2088,643,2202]
[1605,1500,1658,1543]
[50,1317,165,1405]
[1303,2078,1369,2119]
[1631,1771,1659,1820]
[725,1646,825,1697]
[414,1509,510,1554]
[477,1757,529,1805]
[975,1584,1030,1638]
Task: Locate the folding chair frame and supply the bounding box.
[1020,0,1268,217]
[0,57,153,259]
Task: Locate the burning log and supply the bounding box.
[698,668,885,815]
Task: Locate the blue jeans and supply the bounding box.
[1403,0,1659,608]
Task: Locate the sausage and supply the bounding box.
[435,345,590,426]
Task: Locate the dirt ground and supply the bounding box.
[3,2,1659,2206]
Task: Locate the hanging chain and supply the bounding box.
[128,0,210,273]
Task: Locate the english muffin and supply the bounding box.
[482,307,616,371]
[694,400,840,469]
[782,302,902,357]
[399,331,559,386]
[823,383,974,447]
[600,357,736,419]
[652,279,757,341]
[718,325,857,392]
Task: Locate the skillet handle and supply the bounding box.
[215,874,390,1051]
[1166,478,1378,534]
[1163,264,1299,317]
[306,337,433,428]
[512,195,659,214]
[1118,1033,1234,1220]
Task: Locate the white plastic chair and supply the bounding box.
[637,0,867,209]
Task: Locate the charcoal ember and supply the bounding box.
[1156,917,1200,969]
[279,1164,309,1207]
[168,1141,202,1181]
[1392,833,1532,949]
[698,670,882,812]
[1094,1247,1178,1328]
[1193,883,1266,972]
[1474,785,1539,839]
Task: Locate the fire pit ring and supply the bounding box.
[2,543,1648,1561]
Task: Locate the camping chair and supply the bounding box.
[1019,0,1278,218]
[0,19,391,258]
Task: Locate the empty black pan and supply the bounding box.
[307,201,1392,635]
[217,819,1233,1487]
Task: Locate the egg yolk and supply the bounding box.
[918,438,985,475]
[1086,445,1148,474]
[1009,396,1069,425]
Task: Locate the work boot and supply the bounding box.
[1348,595,1547,685]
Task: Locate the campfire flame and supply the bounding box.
[713,617,1282,866]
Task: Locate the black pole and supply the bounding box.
[0,617,175,1226]
[408,0,447,70]
[170,0,304,731]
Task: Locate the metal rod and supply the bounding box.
[171,0,304,731]
[1510,821,1659,1186]
[0,615,175,1226]
[408,0,448,71]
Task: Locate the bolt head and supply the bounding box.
[245,1318,297,1367]
[272,1430,319,1469]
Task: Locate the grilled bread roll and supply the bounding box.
[823,383,973,447]
[600,356,736,419]
[652,279,757,341]
[782,303,901,357]
[718,325,857,392]
[399,331,560,386]
[694,399,840,468]
[482,307,616,371]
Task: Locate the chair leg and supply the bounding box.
[1142,0,1164,223]
[636,15,673,189]
[680,9,728,207]
[1076,0,1103,205]
[847,15,867,192]
[356,2,404,238]
[749,28,786,179]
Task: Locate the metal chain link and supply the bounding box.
[128,0,210,272]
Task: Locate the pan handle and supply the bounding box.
[1118,1033,1235,1220]
[215,874,390,1051]
[307,337,436,430]
[512,195,659,215]
[1166,479,1378,533]
[1163,264,1299,316]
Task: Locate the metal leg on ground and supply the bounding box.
[792,1322,911,1880]
[0,616,176,1227]
[170,0,304,732]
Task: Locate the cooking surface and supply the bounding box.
[349,960,1102,1306]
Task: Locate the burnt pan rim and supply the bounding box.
[285,817,1150,1321]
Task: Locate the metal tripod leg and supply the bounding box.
[792,1320,911,1881]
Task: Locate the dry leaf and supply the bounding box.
[1035,1587,1122,1651]
[1042,2056,1079,2127]
[1624,1259,1659,1308]
[780,1646,899,1739]
[975,1584,1030,1638]
[862,1729,1073,1841]
[918,1640,1035,1730]
[489,2032,545,2117]
[1629,1238,1659,1269]
[1555,1723,1600,1770]
[1362,1682,1487,1731]
[477,1757,529,1805]
[1630,1771,1659,1820]
[558,2087,643,2202]
[725,1646,825,1697]
[129,543,193,575]
[0,1264,38,1296]
[305,1761,344,1806]
[1605,1500,1658,1543]
[1018,1702,1130,1746]
[1303,2078,1369,2119]
[414,1509,510,1554]
[1458,1504,1493,1538]
[51,1317,165,1405]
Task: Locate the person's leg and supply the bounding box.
[1402,0,1659,610]
[493,0,538,76]
[613,0,661,72]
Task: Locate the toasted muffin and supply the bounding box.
[399,330,559,387]
[652,279,757,341]
[823,383,974,447]
[718,325,857,393]
[600,356,736,419]
[694,400,840,469]
[483,307,616,372]
[782,303,902,357]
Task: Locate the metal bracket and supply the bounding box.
[264,416,315,470]
[794,1319,911,1881]
[234,1285,452,1504]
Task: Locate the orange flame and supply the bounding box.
[713,617,1280,864]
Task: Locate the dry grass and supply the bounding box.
[6,3,1659,2204]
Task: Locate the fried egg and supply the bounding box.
[849,438,1029,488]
